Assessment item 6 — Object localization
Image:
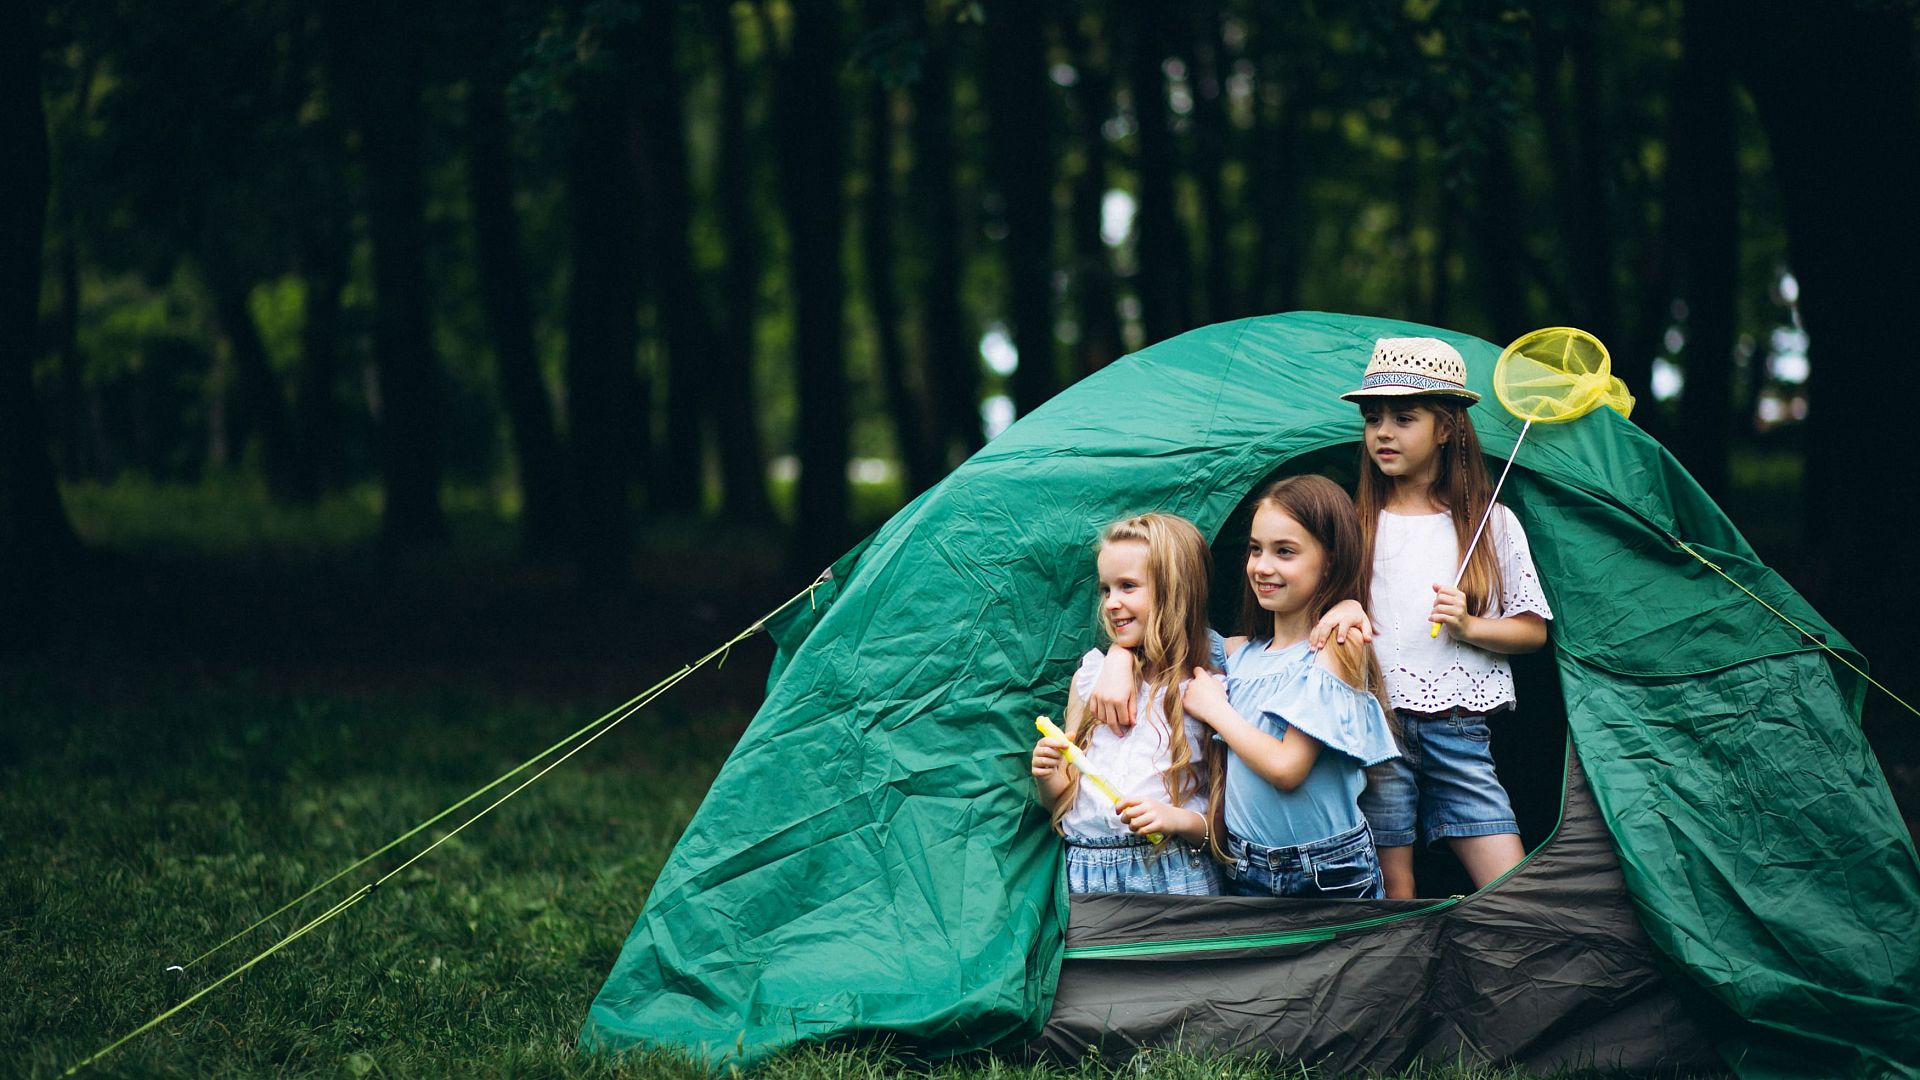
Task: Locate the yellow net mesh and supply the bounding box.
[1492,326,1635,424]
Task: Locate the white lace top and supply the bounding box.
[1369,506,1553,714]
[1057,650,1213,840]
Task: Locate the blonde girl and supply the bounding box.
[1031,513,1225,895]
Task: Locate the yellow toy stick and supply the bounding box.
[1035,716,1164,845]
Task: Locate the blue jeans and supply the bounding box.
[1221,822,1383,900]
[1359,710,1520,848]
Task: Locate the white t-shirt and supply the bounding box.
[1369,506,1553,714]
[1057,649,1213,840]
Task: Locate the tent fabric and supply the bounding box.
[579,312,1920,1076]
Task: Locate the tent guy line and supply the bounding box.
[1666,531,1918,719]
[61,575,831,1077]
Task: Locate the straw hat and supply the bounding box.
[1340,336,1481,404]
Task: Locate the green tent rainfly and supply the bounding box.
[580,312,1920,1077]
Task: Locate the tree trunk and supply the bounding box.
[566,72,644,587]
[860,36,944,498]
[632,3,710,517]
[1669,0,1736,499]
[1127,0,1193,344]
[1,0,79,653]
[1063,7,1125,372]
[210,272,316,502]
[982,0,1060,417]
[707,2,775,522]
[910,7,980,461]
[1189,0,1233,323]
[1532,1,1621,356]
[1247,11,1302,315]
[1733,0,1920,689]
[775,0,851,570]
[1470,129,1530,343]
[334,1,447,544]
[468,31,570,555]
[297,203,351,492]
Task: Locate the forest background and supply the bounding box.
[2,0,1919,1073]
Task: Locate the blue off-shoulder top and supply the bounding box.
[1219,637,1401,850]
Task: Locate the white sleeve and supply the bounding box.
[1070,649,1107,702]
[1494,506,1553,620]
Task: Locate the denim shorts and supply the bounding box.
[1065,833,1221,896]
[1358,710,1519,848]
[1221,822,1383,900]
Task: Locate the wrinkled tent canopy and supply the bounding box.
[581,312,1920,1077]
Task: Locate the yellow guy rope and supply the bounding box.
[1666,533,1918,720]
[64,575,830,1076]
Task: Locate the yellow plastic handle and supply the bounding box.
[1035,716,1164,844]
[1430,621,1442,639]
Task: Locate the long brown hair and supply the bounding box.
[1050,513,1221,834]
[1208,475,1392,863]
[1353,398,1504,617]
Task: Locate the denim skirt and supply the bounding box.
[1065,833,1221,896]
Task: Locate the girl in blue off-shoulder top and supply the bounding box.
[1180,476,1402,899]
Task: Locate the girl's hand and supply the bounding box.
[1429,582,1474,637]
[1088,644,1138,736]
[1309,598,1374,649]
[1182,668,1230,726]
[1114,796,1177,838]
[1031,735,1071,779]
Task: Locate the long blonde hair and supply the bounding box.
[1050,513,1221,834]
[1353,399,1505,617]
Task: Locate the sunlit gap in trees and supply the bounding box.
[1649,269,1809,432]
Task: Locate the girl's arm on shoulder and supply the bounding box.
[1313,635,1371,688]
[1309,598,1374,649]
[1221,635,1249,659]
[1181,668,1322,791]
[1086,644,1138,734]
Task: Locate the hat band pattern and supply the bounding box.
[1359,371,1468,392]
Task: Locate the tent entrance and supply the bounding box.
[1038,733,1721,1072]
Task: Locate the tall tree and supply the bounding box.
[1062,7,1126,372]
[1246,6,1304,316]
[1126,0,1194,345]
[565,55,645,586]
[1188,0,1234,323]
[465,11,570,554]
[1732,0,1920,679]
[2,0,80,653]
[331,0,448,543]
[1531,0,1622,361]
[631,2,712,516]
[706,1,775,522]
[981,0,1061,416]
[774,0,853,569]
[858,7,945,497]
[909,4,981,463]
[1668,0,1737,499]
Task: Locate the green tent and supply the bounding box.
[580,312,1920,1077]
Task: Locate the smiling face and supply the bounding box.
[1097,539,1154,649]
[1362,400,1449,488]
[1245,503,1328,628]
